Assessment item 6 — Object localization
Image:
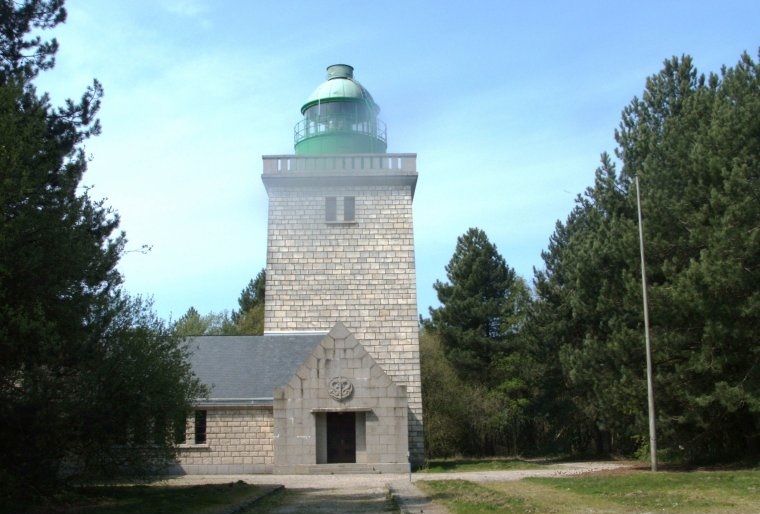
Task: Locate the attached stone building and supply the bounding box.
[175,65,423,474]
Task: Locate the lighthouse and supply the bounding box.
[176,65,424,474]
[262,64,425,467]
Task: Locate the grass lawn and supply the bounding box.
[6,481,269,514]
[417,469,760,513]
[421,458,549,473]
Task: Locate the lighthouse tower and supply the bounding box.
[262,64,424,465]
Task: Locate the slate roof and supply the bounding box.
[185,334,324,405]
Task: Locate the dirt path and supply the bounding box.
[159,461,633,513]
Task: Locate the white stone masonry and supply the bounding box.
[262,154,424,464]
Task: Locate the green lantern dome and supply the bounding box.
[294,64,387,155]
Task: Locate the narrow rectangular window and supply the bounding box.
[194,410,207,444]
[325,196,337,222]
[173,414,187,445]
[343,196,355,221]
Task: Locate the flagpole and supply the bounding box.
[636,175,657,472]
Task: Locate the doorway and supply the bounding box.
[326,412,356,463]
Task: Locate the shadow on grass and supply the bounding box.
[250,486,397,513]
[3,481,276,514]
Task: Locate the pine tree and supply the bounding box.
[231,268,265,335]
[426,228,534,455]
[429,228,520,384]
[233,268,266,320]
[0,1,205,497]
[620,52,760,461]
[529,51,760,461]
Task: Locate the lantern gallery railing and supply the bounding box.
[262,153,416,174]
[293,116,387,146]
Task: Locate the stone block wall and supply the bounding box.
[273,324,409,473]
[176,407,273,474]
[263,170,424,463]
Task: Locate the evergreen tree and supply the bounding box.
[0,1,204,497]
[0,0,65,82]
[231,268,265,335]
[233,302,264,335]
[233,268,265,321]
[426,228,533,455]
[529,154,642,455]
[429,228,521,384]
[618,52,760,461]
[529,51,760,461]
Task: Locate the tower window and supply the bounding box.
[325,196,356,223]
[343,196,355,221]
[325,197,337,222]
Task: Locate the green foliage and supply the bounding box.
[232,268,265,322]
[234,302,264,336]
[174,269,266,337]
[528,50,760,461]
[429,227,524,384]
[0,1,205,500]
[231,268,265,335]
[420,329,472,457]
[174,307,237,336]
[425,229,534,457]
[173,307,209,336]
[527,154,643,455]
[62,297,206,479]
[0,0,66,82]
[623,51,760,462]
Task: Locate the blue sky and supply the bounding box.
[35,0,759,321]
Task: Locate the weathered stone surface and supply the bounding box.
[263,159,424,464]
[176,407,274,474]
[273,325,409,473]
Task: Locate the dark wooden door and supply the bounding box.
[326,412,356,463]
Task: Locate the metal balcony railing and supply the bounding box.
[294,115,387,146]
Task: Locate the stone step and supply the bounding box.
[302,463,409,474]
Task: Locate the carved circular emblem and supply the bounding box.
[328,376,353,401]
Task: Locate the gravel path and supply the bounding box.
[158,461,633,513]
[413,460,633,483]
